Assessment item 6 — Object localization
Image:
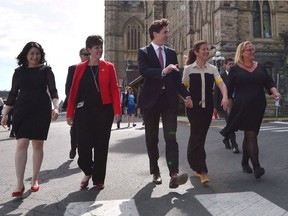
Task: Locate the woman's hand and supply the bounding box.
[51,108,59,121]
[115,114,120,123]
[221,97,229,112]
[67,117,73,126]
[0,114,8,128]
[185,96,193,108]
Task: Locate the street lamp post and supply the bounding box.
[212,51,225,72]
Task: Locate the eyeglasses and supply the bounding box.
[243,48,255,52]
[81,53,89,56]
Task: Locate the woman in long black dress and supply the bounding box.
[1,42,59,197]
[220,41,281,179]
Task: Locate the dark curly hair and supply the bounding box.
[16,41,46,67]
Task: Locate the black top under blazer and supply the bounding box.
[137,44,189,109]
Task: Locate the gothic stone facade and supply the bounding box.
[105,0,288,117]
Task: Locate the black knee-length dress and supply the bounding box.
[220,63,275,136]
[6,65,58,140]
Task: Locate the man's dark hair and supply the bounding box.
[148,18,169,40]
[225,58,234,64]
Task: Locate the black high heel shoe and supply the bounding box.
[242,164,253,173]
[254,167,265,179]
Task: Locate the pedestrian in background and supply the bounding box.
[63,48,90,159]
[0,97,4,123]
[116,85,125,129]
[125,86,136,127]
[138,18,192,189]
[213,58,240,153]
[1,41,59,197]
[182,40,229,184]
[220,41,281,179]
[66,35,121,190]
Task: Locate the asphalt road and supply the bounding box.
[0,114,287,216]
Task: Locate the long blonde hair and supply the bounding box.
[234,41,252,64]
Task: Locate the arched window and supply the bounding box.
[127,23,141,51]
[263,1,272,38]
[252,0,272,38]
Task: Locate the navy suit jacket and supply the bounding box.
[62,65,76,109]
[137,44,189,109]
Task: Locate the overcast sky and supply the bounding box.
[0,0,105,101]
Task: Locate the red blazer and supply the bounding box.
[66,60,121,118]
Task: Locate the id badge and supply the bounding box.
[77,101,84,108]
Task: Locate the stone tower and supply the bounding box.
[104,0,146,87]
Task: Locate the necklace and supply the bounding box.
[89,65,99,92]
[243,62,253,68]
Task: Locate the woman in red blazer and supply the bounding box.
[67,35,121,190]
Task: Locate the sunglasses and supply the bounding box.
[81,53,89,56]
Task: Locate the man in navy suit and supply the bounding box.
[213,58,239,153]
[63,48,90,159]
[137,18,192,188]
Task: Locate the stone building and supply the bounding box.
[104,0,288,117]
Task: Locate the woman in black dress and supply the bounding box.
[220,41,281,179]
[1,42,59,197]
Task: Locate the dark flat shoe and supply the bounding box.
[152,172,162,185]
[169,173,188,188]
[254,167,265,179]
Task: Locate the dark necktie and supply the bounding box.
[158,47,164,68]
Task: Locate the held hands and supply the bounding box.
[51,108,59,121]
[0,114,8,128]
[274,92,281,101]
[221,97,229,112]
[162,64,179,76]
[184,96,193,108]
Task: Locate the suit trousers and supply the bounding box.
[70,124,77,150]
[143,93,179,176]
[75,104,114,184]
[217,109,236,143]
[187,106,213,174]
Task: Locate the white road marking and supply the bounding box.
[65,199,139,216]
[195,191,288,216]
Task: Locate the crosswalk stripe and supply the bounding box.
[65,199,139,216]
[65,191,288,216]
[195,191,288,216]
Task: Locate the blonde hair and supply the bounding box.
[234,41,252,64]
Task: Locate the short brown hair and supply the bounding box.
[148,18,169,40]
[86,35,103,49]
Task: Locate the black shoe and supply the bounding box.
[152,172,162,185]
[223,138,231,149]
[9,132,15,138]
[242,164,253,173]
[232,147,240,154]
[69,149,76,159]
[133,124,136,127]
[169,173,188,189]
[254,167,265,179]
